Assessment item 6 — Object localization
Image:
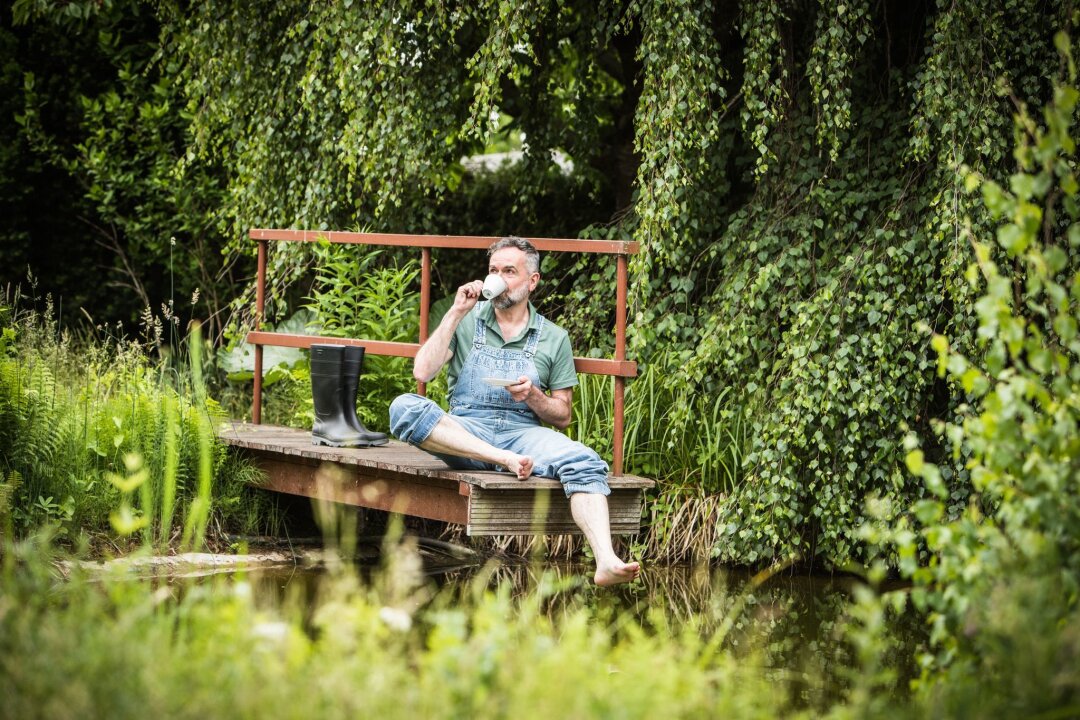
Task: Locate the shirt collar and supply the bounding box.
[479,300,539,343]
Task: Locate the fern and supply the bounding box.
[0,303,271,541]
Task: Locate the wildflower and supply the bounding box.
[378,606,412,632]
[252,621,290,643]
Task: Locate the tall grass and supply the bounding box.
[568,360,747,562]
[0,299,276,547]
[0,533,802,720]
[15,520,1070,719]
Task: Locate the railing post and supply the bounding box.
[252,239,267,424]
[613,253,628,476]
[417,247,432,396]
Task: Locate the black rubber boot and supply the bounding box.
[310,344,366,447]
[342,345,389,447]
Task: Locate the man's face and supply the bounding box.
[488,247,539,310]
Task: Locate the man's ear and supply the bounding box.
[529,272,540,291]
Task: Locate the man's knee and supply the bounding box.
[562,463,611,497]
[551,440,611,498]
[388,393,443,445]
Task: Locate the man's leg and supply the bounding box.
[421,414,533,479]
[570,493,641,587]
[389,394,532,478]
[503,424,639,586]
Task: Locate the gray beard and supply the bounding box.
[493,285,529,310]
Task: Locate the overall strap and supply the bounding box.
[523,315,546,359]
[471,304,488,349]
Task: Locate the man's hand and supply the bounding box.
[452,280,484,317]
[507,376,534,403]
[413,279,484,383]
[507,378,572,430]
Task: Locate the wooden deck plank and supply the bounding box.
[219,423,654,489]
[219,422,653,535]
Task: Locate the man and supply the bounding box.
[389,236,640,586]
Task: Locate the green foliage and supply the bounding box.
[0,536,810,720]
[632,0,727,290]
[669,4,1063,566]
[807,0,871,161]
[303,246,444,430]
[10,1,232,332]
[0,301,276,543]
[740,0,790,176]
[848,36,1080,712]
[680,105,937,565]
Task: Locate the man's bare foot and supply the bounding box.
[503,453,534,479]
[594,560,641,587]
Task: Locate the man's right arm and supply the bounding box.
[413,279,484,382]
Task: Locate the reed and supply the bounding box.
[569,362,745,493]
[566,359,747,562]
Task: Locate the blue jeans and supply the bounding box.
[389,393,610,497]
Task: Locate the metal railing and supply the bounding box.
[247,229,639,474]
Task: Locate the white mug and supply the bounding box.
[482,274,508,300]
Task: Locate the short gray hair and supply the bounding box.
[488,236,540,274]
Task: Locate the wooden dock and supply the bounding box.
[219,423,654,536]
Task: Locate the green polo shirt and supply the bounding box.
[447,301,578,395]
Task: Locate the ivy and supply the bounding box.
[740,0,790,176]
[884,36,1080,674]
[464,0,551,140]
[807,0,871,161]
[629,0,727,345]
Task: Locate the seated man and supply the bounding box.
[389,236,640,586]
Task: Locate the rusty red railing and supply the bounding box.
[247,229,639,475]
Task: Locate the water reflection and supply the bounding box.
[238,537,863,631]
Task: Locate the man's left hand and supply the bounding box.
[507,376,533,402]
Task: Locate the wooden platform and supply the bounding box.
[219,423,654,536]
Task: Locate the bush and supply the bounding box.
[857,31,1080,715]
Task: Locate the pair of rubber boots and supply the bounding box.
[310,344,388,447]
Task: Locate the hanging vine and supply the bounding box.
[807,0,872,161]
[740,0,791,176]
[629,0,727,347]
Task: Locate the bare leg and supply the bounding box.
[570,493,640,586]
[420,415,534,479]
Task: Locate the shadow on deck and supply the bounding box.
[219,423,655,536]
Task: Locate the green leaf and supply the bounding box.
[905,449,925,475]
[913,499,943,525]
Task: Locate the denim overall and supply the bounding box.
[389,306,610,497]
